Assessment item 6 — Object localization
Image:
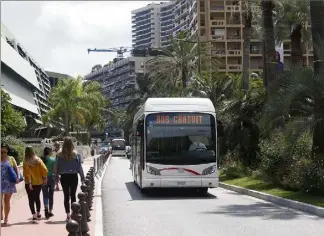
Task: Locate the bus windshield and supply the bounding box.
[112,139,126,150]
[145,113,216,165]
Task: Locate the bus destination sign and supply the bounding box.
[148,113,211,125]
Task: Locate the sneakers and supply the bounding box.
[37,213,41,219]
[32,215,38,223]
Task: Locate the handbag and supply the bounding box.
[7,163,18,183]
[9,156,24,182]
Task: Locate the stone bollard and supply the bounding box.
[86,173,95,193]
[71,202,82,236]
[66,220,79,236]
[81,184,91,221]
[86,175,94,202]
[84,179,93,210]
[77,192,90,236]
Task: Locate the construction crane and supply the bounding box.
[87,47,132,59]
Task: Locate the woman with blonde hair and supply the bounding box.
[23,146,48,223]
[54,137,85,222]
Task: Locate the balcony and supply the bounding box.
[227,64,242,71]
[210,6,225,12]
[211,20,225,26]
[211,49,226,56]
[227,35,241,40]
[227,50,241,56]
[226,5,241,11]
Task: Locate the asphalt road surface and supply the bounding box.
[101,156,324,236]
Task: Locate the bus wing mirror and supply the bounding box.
[136,122,144,136]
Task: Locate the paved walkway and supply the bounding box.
[1,155,97,236]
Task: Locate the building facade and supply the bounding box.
[84,55,148,139]
[132,2,176,49]
[1,23,51,116]
[46,71,74,88]
[133,0,313,73]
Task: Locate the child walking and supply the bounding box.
[41,147,56,219]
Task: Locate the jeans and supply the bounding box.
[25,185,42,215]
[42,176,55,210]
[60,174,78,213]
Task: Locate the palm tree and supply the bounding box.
[309,0,324,162]
[274,0,310,66]
[146,31,198,95]
[261,0,278,91]
[43,76,108,136]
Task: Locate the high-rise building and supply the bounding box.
[133,0,313,73]
[46,71,74,88]
[1,23,51,116]
[160,2,175,48]
[132,3,162,49]
[132,2,176,49]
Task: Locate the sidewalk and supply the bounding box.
[1,155,97,236]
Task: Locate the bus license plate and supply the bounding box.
[177,181,186,186]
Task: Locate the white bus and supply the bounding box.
[111,138,126,156]
[131,98,218,194]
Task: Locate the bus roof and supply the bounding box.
[134,98,215,121]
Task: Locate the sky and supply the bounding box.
[1,1,151,77]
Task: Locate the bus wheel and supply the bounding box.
[200,188,208,195]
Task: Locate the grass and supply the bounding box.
[221,175,324,208]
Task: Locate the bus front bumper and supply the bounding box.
[142,177,219,188]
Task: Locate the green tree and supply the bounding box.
[274,0,310,66]
[146,31,198,95]
[0,89,26,136]
[43,76,110,136]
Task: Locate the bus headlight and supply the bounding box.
[146,165,161,175]
[202,165,216,175]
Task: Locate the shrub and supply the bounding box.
[258,130,324,194]
[2,136,26,165]
[221,151,252,179]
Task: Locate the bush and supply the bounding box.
[221,151,252,179]
[259,130,324,194]
[2,136,26,165]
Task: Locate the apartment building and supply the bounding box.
[1,23,51,116]
[132,3,162,48]
[84,53,149,139]
[137,0,313,73]
[160,2,175,47]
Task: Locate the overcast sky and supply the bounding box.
[1,1,151,77]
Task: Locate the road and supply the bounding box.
[101,156,324,236]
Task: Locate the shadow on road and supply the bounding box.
[125,181,217,201]
[201,202,302,220]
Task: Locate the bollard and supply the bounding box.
[77,192,90,236]
[86,174,94,199]
[87,172,94,190]
[71,202,82,236]
[81,184,91,221]
[85,179,93,208]
[66,220,79,236]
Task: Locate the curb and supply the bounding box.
[219,182,324,218]
[94,155,111,236]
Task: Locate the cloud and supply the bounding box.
[1,1,149,77]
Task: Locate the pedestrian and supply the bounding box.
[23,146,48,223]
[54,137,85,222]
[53,141,61,191]
[1,144,20,225]
[40,147,56,219]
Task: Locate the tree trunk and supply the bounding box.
[310,0,324,163]
[242,11,252,91]
[262,0,278,93]
[64,112,70,136]
[290,24,303,66]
